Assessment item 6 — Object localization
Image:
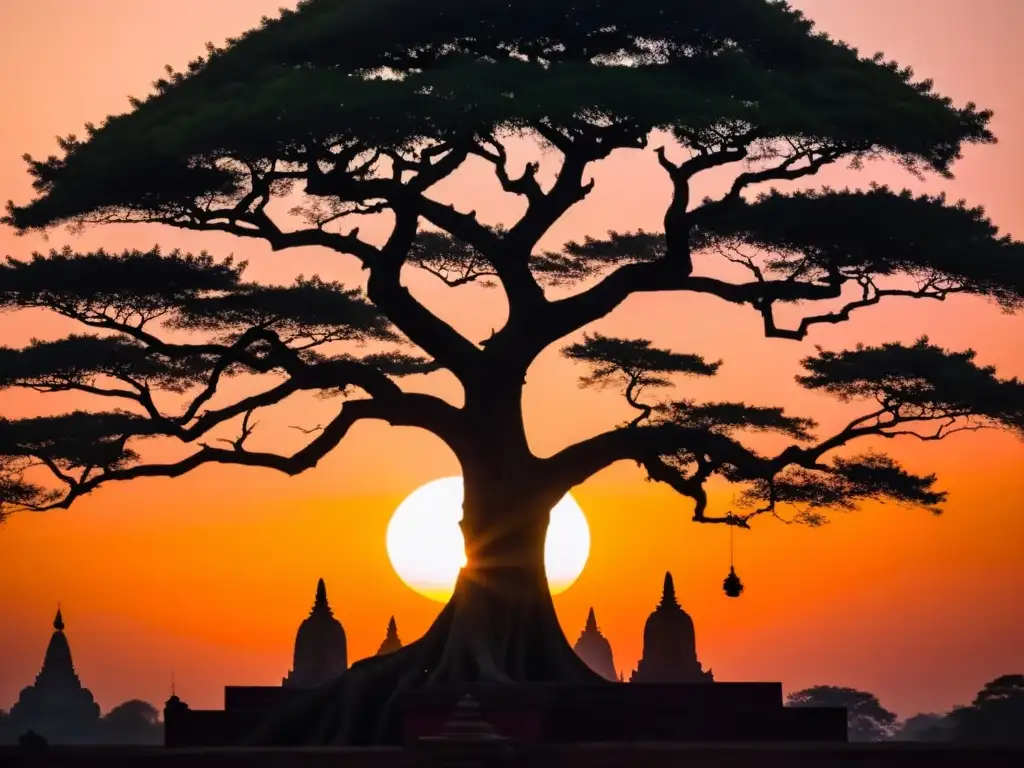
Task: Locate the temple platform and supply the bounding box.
[400,682,846,744]
[164,682,847,747]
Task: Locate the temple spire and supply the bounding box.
[659,572,679,609]
[377,616,403,656]
[631,571,713,683]
[284,579,348,688]
[10,605,100,729]
[572,607,617,681]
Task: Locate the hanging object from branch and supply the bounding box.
[723,517,745,598]
[723,566,744,598]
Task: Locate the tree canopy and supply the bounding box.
[4,0,1000,232]
[786,685,898,742]
[947,674,1024,745]
[891,675,1024,745]
[1,0,1022,536]
[892,712,954,743]
[99,700,163,745]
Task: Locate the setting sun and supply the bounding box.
[385,477,591,602]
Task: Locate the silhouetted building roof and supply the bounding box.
[9,607,100,741]
[630,572,713,684]
[376,616,402,656]
[282,578,348,688]
[572,608,617,681]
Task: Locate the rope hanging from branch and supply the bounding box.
[723,516,745,598]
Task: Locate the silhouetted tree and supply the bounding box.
[947,674,1024,745]
[99,700,163,745]
[2,0,1023,746]
[16,729,48,750]
[787,686,898,742]
[891,712,953,742]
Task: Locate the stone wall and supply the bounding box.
[165,682,848,747]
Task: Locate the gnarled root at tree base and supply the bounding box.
[245,571,604,745]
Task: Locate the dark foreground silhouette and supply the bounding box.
[2,0,1023,746]
[0,700,162,746]
[0,609,162,745]
[786,677,1024,746]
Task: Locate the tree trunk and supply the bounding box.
[246,474,603,746]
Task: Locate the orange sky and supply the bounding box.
[0,0,1022,721]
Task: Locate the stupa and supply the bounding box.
[629,572,713,683]
[165,575,847,746]
[572,608,618,681]
[8,608,101,743]
[282,578,348,688]
[376,616,403,656]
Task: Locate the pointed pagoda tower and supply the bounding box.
[283,578,348,688]
[572,608,618,681]
[9,607,101,742]
[629,572,713,683]
[376,617,403,656]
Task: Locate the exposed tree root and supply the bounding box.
[245,575,604,746]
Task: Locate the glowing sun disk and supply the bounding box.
[386,477,590,602]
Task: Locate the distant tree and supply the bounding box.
[16,729,48,750]
[891,712,953,742]
[947,674,1024,745]
[2,0,1023,747]
[0,709,10,744]
[787,686,898,742]
[99,700,163,745]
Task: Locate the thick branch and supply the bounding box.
[545,423,770,494]
[719,146,848,204]
[471,125,649,321]
[521,142,852,356]
[537,263,842,354]
[30,392,463,511]
[366,210,482,380]
[641,454,752,527]
[170,192,483,378]
[389,142,545,307]
[507,124,646,279]
[414,200,546,306]
[545,379,1000,523]
[655,144,747,265]
[165,207,381,265]
[171,356,413,441]
[310,143,531,369]
[759,280,960,340]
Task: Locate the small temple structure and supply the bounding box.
[164,584,410,747]
[376,616,403,656]
[164,573,847,746]
[629,572,714,683]
[282,578,348,688]
[8,608,101,743]
[572,608,617,681]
